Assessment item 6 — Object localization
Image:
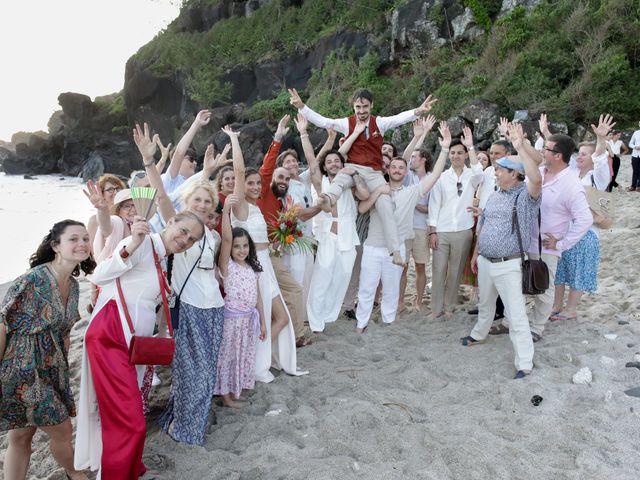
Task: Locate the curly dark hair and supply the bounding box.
[232,227,263,273]
[318,149,345,177]
[29,220,96,276]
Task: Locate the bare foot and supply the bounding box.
[397,303,406,315]
[66,470,89,480]
[413,299,423,311]
[221,394,243,409]
[391,251,405,267]
[356,326,367,334]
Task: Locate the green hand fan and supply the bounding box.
[130,187,157,220]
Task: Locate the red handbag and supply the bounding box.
[116,242,175,366]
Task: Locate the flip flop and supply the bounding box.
[460,335,484,346]
[550,313,577,322]
[295,337,313,348]
[531,331,542,343]
[489,324,509,335]
[548,310,561,320]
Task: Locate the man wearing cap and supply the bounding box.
[461,124,542,380]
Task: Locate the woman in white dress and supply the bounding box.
[222,125,306,383]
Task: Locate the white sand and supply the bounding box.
[1,159,640,480]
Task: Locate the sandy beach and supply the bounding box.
[1,159,639,480]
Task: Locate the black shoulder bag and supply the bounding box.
[512,192,549,295]
[167,237,205,330]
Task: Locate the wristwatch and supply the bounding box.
[350,171,359,177]
[119,246,130,259]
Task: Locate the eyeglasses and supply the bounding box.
[545,147,561,154]
[456,182,463,197]
[119,202,136,211]
[103,187,122,194]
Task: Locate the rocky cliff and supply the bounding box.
[4,0,638,176]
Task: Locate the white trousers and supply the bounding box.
[470,256,534,371]
[528,252,559,336]
[356,245,405,329]
[282,250,314,306]
[307,233,357,332]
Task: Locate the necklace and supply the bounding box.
[49,262,69,283]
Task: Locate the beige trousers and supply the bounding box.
[430,229,473,315]
[270,254,309,339]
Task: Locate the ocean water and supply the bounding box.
[0,174,94,284]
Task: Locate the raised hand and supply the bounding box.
[538,113,551,139]
[422,114,437,133]
[507,122,525,150]
[156,137,172,161]
[412,119,425,137]
[194,110,212,127]
[223,193,238,213]
[294,113,308,134]
[203,144,216,170]
[83,180,109,210]
[288,88,304,109]
[438,121,452,149]
[133,122,159,162]
[461,126,475,149]
[221,124,239,138]
[276,114,291,137]
[218,142,231,162]
[591,114,615,139]
[415,94,437,116]
[498,117,509,137]
[326,127,337,142]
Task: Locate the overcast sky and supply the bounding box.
[0,0,181,141]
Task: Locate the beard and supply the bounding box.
[271,182,287,198]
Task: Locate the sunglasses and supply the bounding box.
[103,187,122,194]
[545,147,561,154]
[456,182,463,197]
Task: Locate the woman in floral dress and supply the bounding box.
[1,220,95,480]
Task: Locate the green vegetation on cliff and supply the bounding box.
[134,0,640,127]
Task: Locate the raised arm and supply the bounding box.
[461,125,478,166]
[508,123,542,199]
[218,194,237,277]
[294,113,321,193]
[222,126,248,221]
[402,115,435,161]
[167,110,211,179]
[289,88,348,134]
[419,121,450,195]
[377,94,437,133]
[83,180,114,237]
[316,128,337,162]
[133,123,177,222]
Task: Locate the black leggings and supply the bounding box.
[632,156,640,189]
[607,155,620,191]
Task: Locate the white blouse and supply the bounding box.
[232,203,269,244]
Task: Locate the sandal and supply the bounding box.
[489,324,509,335]
[531,331,542,343]
[550,312,577,322]
[460,335,484,346]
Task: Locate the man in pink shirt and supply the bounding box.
[528,133,592,341]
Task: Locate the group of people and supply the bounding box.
[0,85,633,478]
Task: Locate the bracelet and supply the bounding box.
[350,171,359,177]
[143,160,155,167]
[468,146,475,151]
[300,133,309,138]
[441,148,449,153]
[429,232,437,236]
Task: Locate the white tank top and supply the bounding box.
[231,203,269,244]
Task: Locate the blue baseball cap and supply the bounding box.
[496,157,525,174]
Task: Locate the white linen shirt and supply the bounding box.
[428,164,484,232]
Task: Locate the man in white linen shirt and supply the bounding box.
[428,133,484,319]
[288,87,436,266]
[355,122,450,332]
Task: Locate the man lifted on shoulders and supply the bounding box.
[289,87,436,266]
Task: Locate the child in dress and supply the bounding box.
[214,194,267,408]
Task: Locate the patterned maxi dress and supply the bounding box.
[0,265,80,430]
[214,259,260,398]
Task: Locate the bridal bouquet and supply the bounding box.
[269,203,313,257]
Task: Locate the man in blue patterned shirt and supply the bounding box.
[461,123,542,380]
